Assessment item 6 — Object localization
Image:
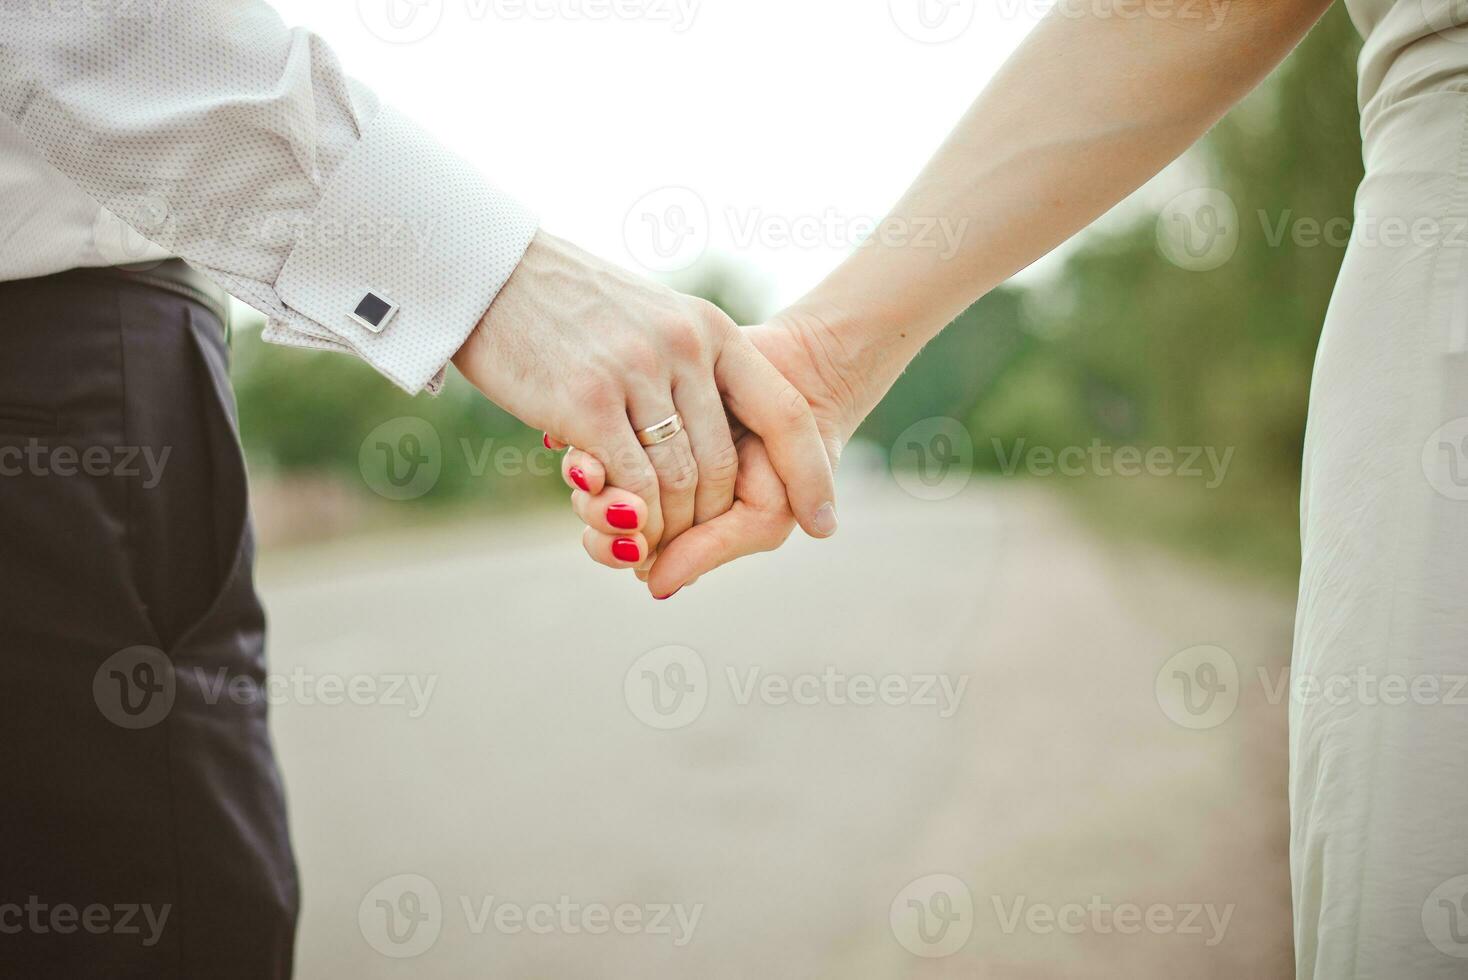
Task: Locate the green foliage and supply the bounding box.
[230,309,559,506]
[858,287,1032,448]
[943,7,1361,579]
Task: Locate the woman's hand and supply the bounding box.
[555,0,1337,594]
[559,308,872,597]
[453,231,840,562]
[558,428,790,592]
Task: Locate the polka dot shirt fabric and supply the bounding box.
[0,1,538,393]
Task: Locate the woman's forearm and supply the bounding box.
[791,0,1333,417]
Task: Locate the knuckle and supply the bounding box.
[661,299,730,363]
[617,340,663,379]
[693,298,735,340]
[700,442,740,486]
[616,447,652,477]
[624,463,661,499]
[659,457,700,495]
[658,315,706,363]
[572,372,624,416]
[775,383,813,429]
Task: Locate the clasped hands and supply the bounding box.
[452,230,869,599]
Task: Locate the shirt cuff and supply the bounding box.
[269,103,537,394]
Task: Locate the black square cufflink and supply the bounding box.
[348,291,400,333]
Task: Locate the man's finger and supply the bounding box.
[628,387,696,556]
[673,370,738,527]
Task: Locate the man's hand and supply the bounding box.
[559,308,870,596]
[453,231,839,564]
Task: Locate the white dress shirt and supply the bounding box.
[0,1,538,393]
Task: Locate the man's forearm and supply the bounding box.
[788,0,1333,411]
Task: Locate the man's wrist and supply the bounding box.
[452,228,555,402]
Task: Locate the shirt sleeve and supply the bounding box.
[0,1,537,394]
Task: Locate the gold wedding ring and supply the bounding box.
[637,413,685,448]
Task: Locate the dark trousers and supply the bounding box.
[0,267,298,977]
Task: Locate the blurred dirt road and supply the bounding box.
[258,468,1296,979]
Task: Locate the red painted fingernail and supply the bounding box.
[612,538,641,563]
[569,467,590,492]
[607,504,639,530]
[655,588,683,601]
[543,433,554,450]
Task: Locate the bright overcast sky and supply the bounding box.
[267,0,1049,310]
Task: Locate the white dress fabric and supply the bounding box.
[1293,1,1468,976]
